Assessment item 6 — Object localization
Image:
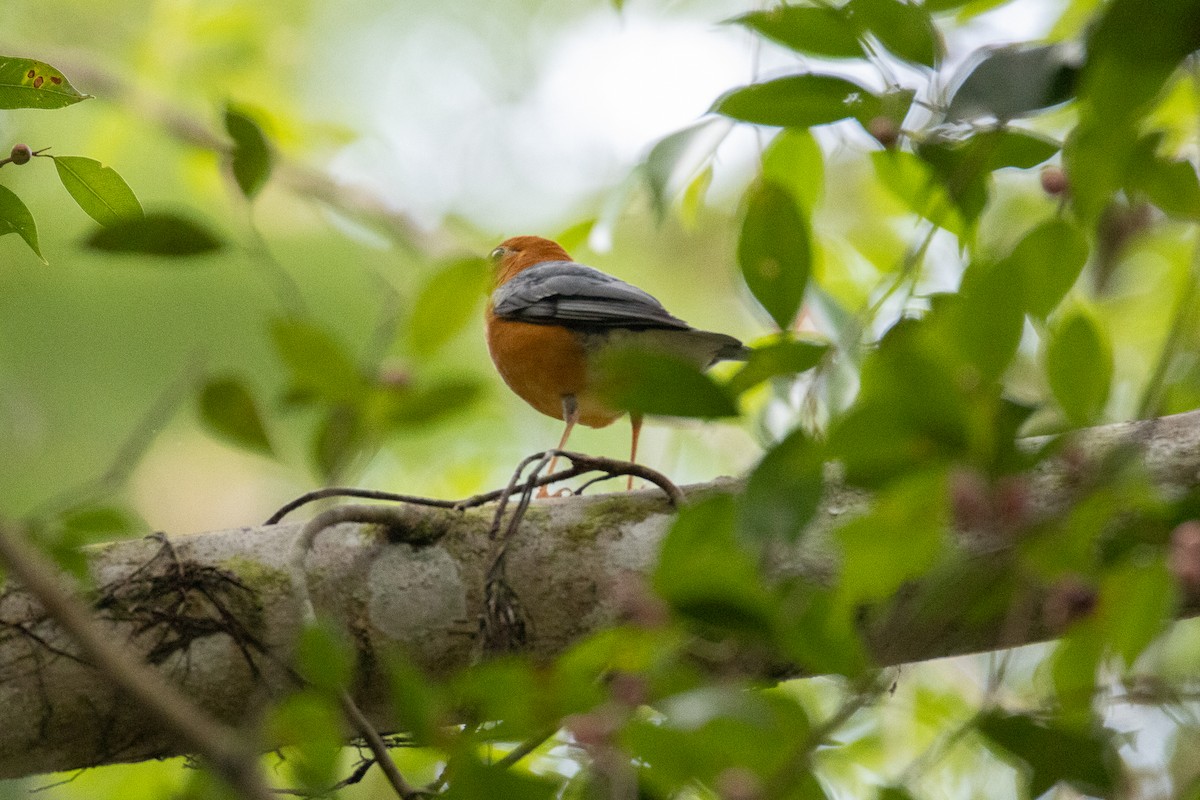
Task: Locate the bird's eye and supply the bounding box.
[489,246,507,261]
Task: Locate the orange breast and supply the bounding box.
[485,313,620,428]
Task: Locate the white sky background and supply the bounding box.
[312,0,1065,236]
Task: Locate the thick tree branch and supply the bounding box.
[2,411,1200,778]
[0,524,274,799]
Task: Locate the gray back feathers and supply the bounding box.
[492,261,691,331]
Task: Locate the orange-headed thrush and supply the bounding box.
[485,236,747,492]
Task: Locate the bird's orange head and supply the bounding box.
[489,236,572,287]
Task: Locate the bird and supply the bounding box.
[485,235,747,495]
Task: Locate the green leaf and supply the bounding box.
[378,377,483,427]
[224,104,274,199]
[848,0,942,68]
[731,7,863,59]
[0,184,44,262]
[835,471,947,605]
[443,754,559,800]
[595,348,738,419]
[738,427,824,544]
[762,128,825,213]
[871,150,965,236]
[452,658,545,737]
[270,317,365,404]
[644,118,730,220]
[654,494,774,635]
[312,405,366,481]
[1006,218,1088,319]
[52,155,143,227]
[946,43,1078,121]
[295,621,354,693]
[984,129,1061,171]
[715,74,881,129]
[1130,153,1200,220]
[948,263,1025,382]
[1099,555,1176,666]
[726,337,828,396]
[388,654,444,746]
[1045,309,1112,426]
[265,691,343,790]
[977,711,1116,798]
[86,211,223,256]
[408,257,489,356]
[738,180,811,329]
[198,377,274,456]
[0,56,90,109]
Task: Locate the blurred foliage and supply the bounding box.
[3,0,1200,799]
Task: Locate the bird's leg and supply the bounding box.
[539,395,579,498]
[627,413,643,490]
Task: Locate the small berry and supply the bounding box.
[1043,576,1097,633]
[1040,166,1068,196]
[715,767,763,800]
[9,144,32,165]
[1169,521,1200,592]
[867,116,900,149]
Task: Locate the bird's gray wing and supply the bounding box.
[492,261,691,330]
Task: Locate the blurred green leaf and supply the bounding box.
[731,7,863,59]
[715,74,882,129]
[1005,218,1088,319]
[946,43,1078,121]
[848,0,942,68]
[1130,151,1200,220]
[266,691,344,790]
[59,505,141,538]
[451,657,544,738]
[762,128,825,213]
[1099,555,1175,666]
[408,257,489,356]
[871,150,965,236]
[644,118,730,220]
[727,337,828,396]
[835,470,947,605]
[378,377,483,426]
[977,711,1116,797]
[388,654,444,746]
[595,348,737,418]
[775,584,869,676]
[828,317,973,485]
[443,753,558,800]
[198,377,274,456]
[739,427,824,544]
[983,129,1061,170]
[295,620,354,693]
[738,180,811,329]
[86,211,223,256]
[654,494,774,635]
[271,317,365,404]
[312,404,366,481]
[0,56,90,109]
[914,135,999,231]
[625,688,814,794]
[949,262,1025,382]
[224,104,274,199]
[1045,309,1112,426]
[52,156,143,227]
[0,184,44,262]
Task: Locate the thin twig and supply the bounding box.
[0,522,275,800]
[494,727,559,769]
[267,450,684,524]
